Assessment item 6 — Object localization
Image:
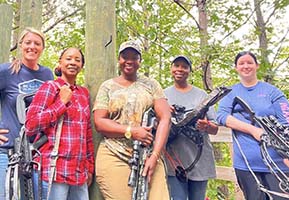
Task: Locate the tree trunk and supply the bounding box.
[0,4,13,63]
[18,0,43,57]
[197,0,213,91]
[254,0,271,82]
[19,0,43,31]
[85,0,116,199]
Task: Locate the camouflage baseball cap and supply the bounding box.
[118,40,141,55]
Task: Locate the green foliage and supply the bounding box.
[213,143,232,166]
[207,143,235,199]
[2,0,289,198]
[116,0,200,88]
[0,0,14,4]
[207,179,236,200]
[115,0,287,95]
[2,0,289,91]
[274,0,289,9]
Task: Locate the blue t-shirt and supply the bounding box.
[217,81,289,172]
[0,62,53,148]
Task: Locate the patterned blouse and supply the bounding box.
[93,75,165,159]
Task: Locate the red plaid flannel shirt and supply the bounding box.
[25,78,94,185]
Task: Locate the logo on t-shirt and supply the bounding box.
[18,79,44,94]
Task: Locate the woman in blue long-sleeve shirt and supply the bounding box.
[0,27,53,199]
[217,51,289,200]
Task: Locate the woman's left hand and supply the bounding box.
[142,154,159,183]
[284,159,289,168]
[87,172,93,186]
[196,119,219,135]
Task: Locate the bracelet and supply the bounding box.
[151,151,160,160]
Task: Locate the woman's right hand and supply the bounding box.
[131,126,154,146]
[170,105,176,113]
[0,129,9,145]
[59,85,73,104]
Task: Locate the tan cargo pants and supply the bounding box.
[95,142,170,200]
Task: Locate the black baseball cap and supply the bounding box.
[172,55,192,70]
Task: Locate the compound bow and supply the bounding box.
[232,96,289,198]
[167,86,231,182]
[5,92,46,200]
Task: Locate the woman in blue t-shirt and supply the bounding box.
[0,27,53,199]
[217,51,289,200]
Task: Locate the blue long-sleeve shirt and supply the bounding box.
[0,63,53,148]
[217,81,289,172]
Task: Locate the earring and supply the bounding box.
[54,66,62,76]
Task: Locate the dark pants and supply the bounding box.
[235,169,289,200]
[168,175,208,200]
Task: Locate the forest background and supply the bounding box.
[1,0,289,199]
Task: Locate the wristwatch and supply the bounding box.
[124,125,132,139]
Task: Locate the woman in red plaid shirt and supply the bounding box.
[25,47,94,200]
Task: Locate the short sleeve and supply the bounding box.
[93,81,110,111]
[151,78,166,100]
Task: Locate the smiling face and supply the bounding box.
[235,53,259,83]
[118,48,141,78]
[171,59,191,84]
[59,48,84,83]
[20,32,44,66]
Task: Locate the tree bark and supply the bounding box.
[0,4,13,63]
[254,0,271,82]
[18,0,43,57]
[85,0,116,199]
[197,0,213,91]
[19,0,43,31]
